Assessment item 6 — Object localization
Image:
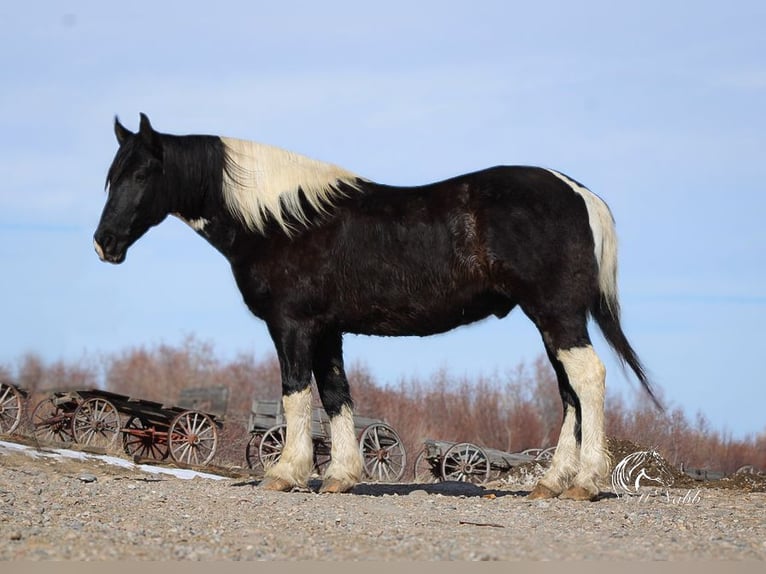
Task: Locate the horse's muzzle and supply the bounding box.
[93,235,126,264]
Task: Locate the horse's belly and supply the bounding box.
[341,290,513,337]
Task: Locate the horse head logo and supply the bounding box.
[611,450,675,496]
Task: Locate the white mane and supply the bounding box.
[220,137,363,235]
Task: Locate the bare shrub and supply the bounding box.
[3,340,763,476]
[8,353,98,394]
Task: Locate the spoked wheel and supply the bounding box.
[413,448,441,483]
[0,382,24,435]
[168,410,219,466]
[359,423,407,483]
[441,442,491,484]
[258,424,287,471]
[536,446,556,462]
[311,442,332,478]
[122,416,169,461]
[31,397,75,444]
[245,433,263,471]
[72,397,121,448]
[521,448,544,459]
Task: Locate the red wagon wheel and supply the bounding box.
[358,422,407,483]
[122,416,169,461]
[72,397,121,448]
[258,424,287,471]
[441,442,491,484]
[30,396,75,444]
[0,382,24,435]
[168,410,218,466]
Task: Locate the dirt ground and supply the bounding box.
[1,435,764,561]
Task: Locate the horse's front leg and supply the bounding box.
[313,331,363,493]
[260,326,316,492]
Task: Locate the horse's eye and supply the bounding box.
[134,171,147,183]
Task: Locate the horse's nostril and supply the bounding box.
[95,232,113,249]
[94,231,115,261]
[94,238,105,260]
[93,231,127,264]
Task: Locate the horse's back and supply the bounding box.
[343,165,597,278]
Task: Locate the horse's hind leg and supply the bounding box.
[556,344,609,500]
[527,315,609,501]
[528,352,580,499]
[312,331,363,493]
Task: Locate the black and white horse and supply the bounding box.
[94,113,658,500]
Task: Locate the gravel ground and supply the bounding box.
[1,439,765,561]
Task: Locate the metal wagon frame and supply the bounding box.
[245,398,407,483]
[28,388,225,467]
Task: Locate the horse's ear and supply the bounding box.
[139,112,153,133]
[138,113,163,159]
[114,116,133,145]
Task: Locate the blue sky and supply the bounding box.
[1,1,764,439]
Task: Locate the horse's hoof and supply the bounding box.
[259,477,297,492]
[527,483,559,500]
[560,485,598,501]
[319,478,355,494]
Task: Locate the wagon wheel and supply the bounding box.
[735,464,757,476]
[168,410,218,466]
[72,397,121,448]
[312,441,332,476]
[520,448,544,459]
[258,424,287,470]
[245,433,264,471]
[413,448,441,483]
[31,396,75,444]
[0,382,24,435]
[536,446,556,462]
[441,442,491,484]
[122,416,169,461]
[358,422,407,483]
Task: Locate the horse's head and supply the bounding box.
[94,113,169,264]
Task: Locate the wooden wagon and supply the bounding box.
[413,438,556,485]
[28,387,226,467]
[245,398,407,483]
